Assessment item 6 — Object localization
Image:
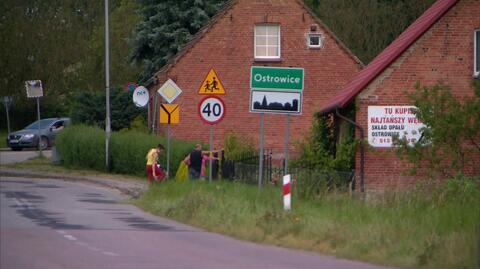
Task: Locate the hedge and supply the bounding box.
[56,125,198,177]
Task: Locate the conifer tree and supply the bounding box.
[129,0,227,82]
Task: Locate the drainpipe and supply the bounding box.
[335,108,365,193]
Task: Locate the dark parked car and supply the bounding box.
[6,118,70,151]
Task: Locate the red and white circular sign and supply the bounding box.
[198,96,226,125]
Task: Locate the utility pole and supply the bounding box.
[3,96,12,134]
[105,0,111,170]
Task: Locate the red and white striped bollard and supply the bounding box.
[283,174,291,211]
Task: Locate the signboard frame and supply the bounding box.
[157,79,183,104]
[250,66,304,92]
[250,90,302,115]
[25,80,44,98]
[198,68,226,95]
[368,105,426,147]
[159,104,180,124]
[198,96,226,125]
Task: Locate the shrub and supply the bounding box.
[222,132,256,160]
[291,112,357,196]
[56,124,106,171]
[111,131,197,176]
[394,81,480,179]
[56,125,198,177]
[293,112,356,172]
[128,115,149,133]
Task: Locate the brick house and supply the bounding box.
[320,0,480,191]
[145,0,362,159]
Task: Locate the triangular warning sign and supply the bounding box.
[198,69,226,95]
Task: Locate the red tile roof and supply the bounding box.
[319,0,459,114]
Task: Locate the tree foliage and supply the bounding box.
[305,0,435,63]
[129,0,227,82]
[70,87,146,131]
[0,0,141,129]
[294,112,356,172]
[79,0,142,92]
[1,0,442,130]
[394,81,480,179]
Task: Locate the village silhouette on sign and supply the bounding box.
[253,95,299,111]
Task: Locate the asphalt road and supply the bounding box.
[0,177,394,269]
[0,149,52,165]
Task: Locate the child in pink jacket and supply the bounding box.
[200,153,219,180]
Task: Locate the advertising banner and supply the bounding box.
[368,106,426,147]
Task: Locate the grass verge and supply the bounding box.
[0,130,7,148]
[7,157,479,268]
[135,179,480,269]
[4,156,144,182]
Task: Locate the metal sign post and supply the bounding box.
[3,96,12,134]
[152,94,158,134]
[198,96,226,183]
[197,69,227,183]
[249,66,304,188]
[25,80,44,157]
[258,113,265,189]
[157,79,183,175]
[284,114,290,174]
[36,97,42,157]
[209,126,214,183]
[167,124,171,179]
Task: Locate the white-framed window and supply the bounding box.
[254,24,280,60]
[307,33,324,49]
[475,29,480,78]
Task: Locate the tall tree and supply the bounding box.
[129,0,227,83]
[0,0,104,128]
[304,0,435,63]
[79,0,142,92]
[0,0,141,128]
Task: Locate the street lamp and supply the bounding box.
[105,0,111,170]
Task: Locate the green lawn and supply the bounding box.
[135,178,480,269]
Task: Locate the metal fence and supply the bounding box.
[221,150,355,199]
[221,149,273,185]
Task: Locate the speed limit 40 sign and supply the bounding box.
[198,96,226,125]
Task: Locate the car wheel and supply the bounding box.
[39,136,49,150]
[11,147,22,151]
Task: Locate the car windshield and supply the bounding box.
[24,119,57,130]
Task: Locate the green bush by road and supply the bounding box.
[55,125,197,177]
[135,177,480,269]
[0,130,7,148]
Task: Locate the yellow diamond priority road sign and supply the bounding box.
[198,69,226,95]
[158,79,182,103]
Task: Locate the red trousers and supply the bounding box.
[146,164,165,184]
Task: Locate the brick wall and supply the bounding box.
[356,0,480,190]
[148,0,361,159]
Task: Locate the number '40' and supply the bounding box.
[202,103,221,117]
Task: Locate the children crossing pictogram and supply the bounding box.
[198,69,226,95]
